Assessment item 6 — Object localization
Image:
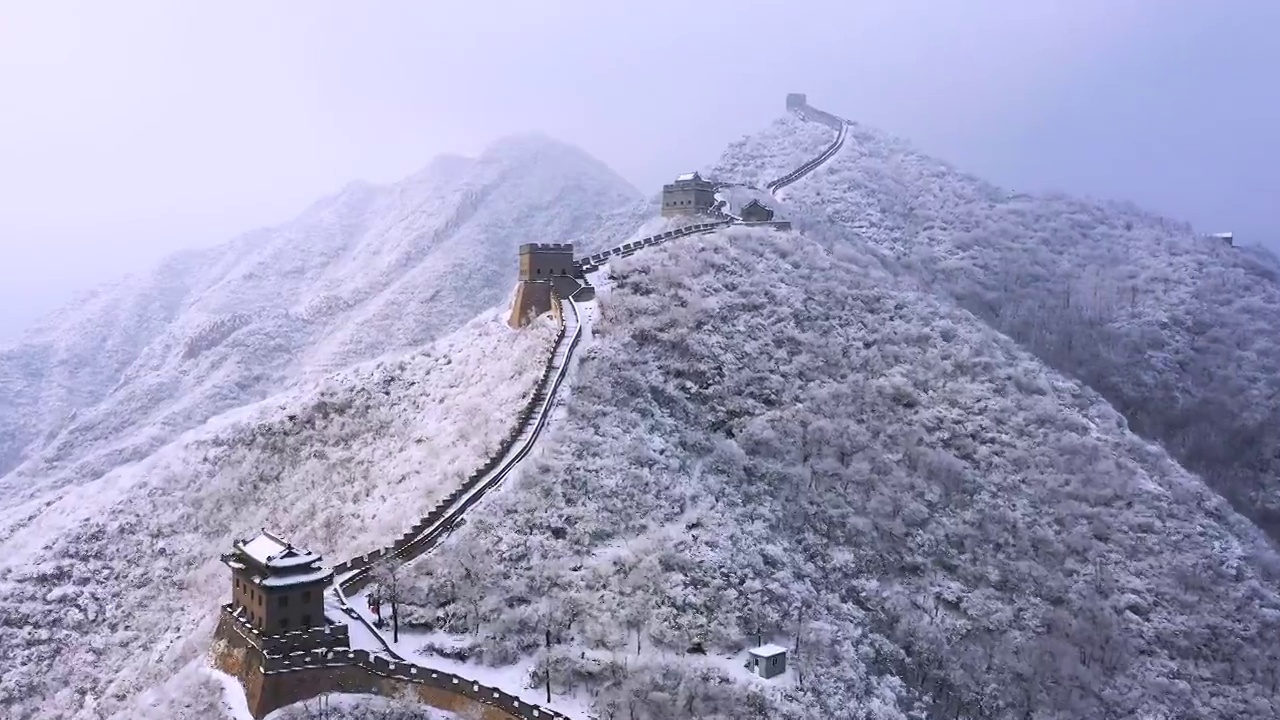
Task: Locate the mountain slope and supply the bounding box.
[0,308,560,720]
[398,227,1280,720]
[0,135,643,505]
[712,115,1280,542]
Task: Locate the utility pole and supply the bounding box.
[545,627,553,704]
[752,594,762,648]
[795,604,803,654]
[795,603,805,691]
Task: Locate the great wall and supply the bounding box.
[212,93,849,720]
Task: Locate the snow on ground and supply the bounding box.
[207,667,257,720]
[372,626,595,720]
[340,585,592,719]
[269,692,458,719]
[328,588,394,656]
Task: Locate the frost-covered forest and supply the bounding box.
[0,311,556,719]
[713,116,1280,542]
[399,228,1280,720]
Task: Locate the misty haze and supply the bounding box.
[2,2,1279,719]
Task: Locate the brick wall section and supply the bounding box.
[217,605,351,653]
[507,280,558,329]
[215,588,570,719]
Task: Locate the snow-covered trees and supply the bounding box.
[400,228,1280,719]
[715,116,1280,548]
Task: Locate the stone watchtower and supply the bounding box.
[786,93,807,112]
[507,243,585,328]
[661,171,717,217]
[740,199,775,222]
[221,530,334,633]
[214,530,352,719]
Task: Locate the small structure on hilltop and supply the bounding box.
[221,530,334,633]
[747,644,788,679]
[786,93,807,112]
[1207,231,1234,246]
[740,199,775,223]
[661,171,717,217]
[507,243,586,328]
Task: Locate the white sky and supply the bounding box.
[1,0,1276,339]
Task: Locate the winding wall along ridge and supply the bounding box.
[336,99,847,587]
[766,117,847,195]
[577,220,731,275]
[330,303,574,584]
[274,295,582,718]
[282,98,848,719]
[339,296,583,594]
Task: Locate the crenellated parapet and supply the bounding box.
[212,588,567,719]
[509,243,585,327]
[516,243,578,281]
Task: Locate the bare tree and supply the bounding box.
[370,562,403,643]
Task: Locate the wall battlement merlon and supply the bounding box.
[518,242,575,253]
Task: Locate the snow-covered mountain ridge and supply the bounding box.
[0,134,643,507]
[0,308,560,719]
[1,101,1279,720]
[711,114,1280,543]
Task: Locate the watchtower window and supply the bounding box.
[278,595,289,608]
[280,618,289,630]
[303,614,312,627]
[302,590,311,603]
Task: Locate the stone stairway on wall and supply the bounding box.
[335,296,583,596]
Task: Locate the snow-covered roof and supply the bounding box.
[233,530,323,570]
[1209,232,1233,239]
[749,643,788,658]
[259,567,333,588]
[743,199,769,210]
[240,533,287,564]
[674,171,702,182]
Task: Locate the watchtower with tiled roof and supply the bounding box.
[661,171,716,217]
[221,530,333,634]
